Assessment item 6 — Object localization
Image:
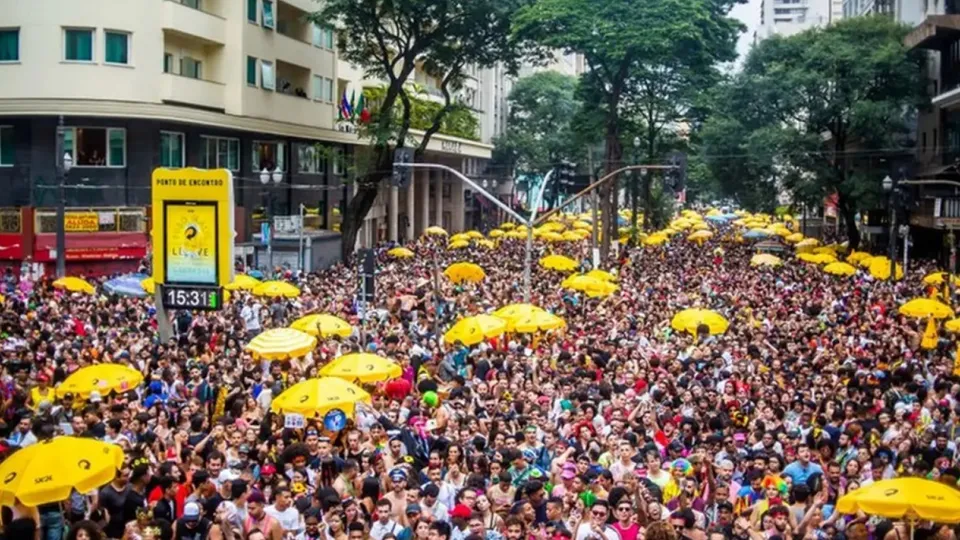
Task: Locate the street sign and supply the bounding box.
[261,221,271,246]
[273,215,303,234]
[151,168,235,289]
[360,248,375,303]
[392,147,414,188]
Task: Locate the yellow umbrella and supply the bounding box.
[53,277,95,295]
[795,238,820,248]
[465,230,484,240]
[585,269,617,282]
[539,231,564,242]
[643,234,668,246]
[847,251,872,264]
[444,314,508,346]
[388,247,415,259]
[898,298,954,319]
[476,239,495,249]
[868,258,903,281]
[489,229,505,238]
[785,233,804,243]
[750,254,783,267]
[318,353,402,383]
[224,274,262,291]
[447,240,470,250]
[450,233,470,243]
[140,277,155,295]
[797,253,836,264]
[290,314,353,338]
[823,262,857,277]
[500,222,516,230]
[444,262,485,284]
[540,222,565,233]
[922,272,960,286]
[0,436,124,506]
[504,230,526,239]
[561,231,584,242]
[944,318,960,332]
[572,221,592,230]
[506,311,567,333]
[539,254,578,272]
[858,256,877,268]
[813,246,837,256]
[671,309,729,336]
[424,226,448,236]
[57,363,144,400]
[836,477,960,523]
[245,328,317,360]
[253,280,300,298]
[271,377,370,418]
[692,222,710,231]
[492,303,546,321]
[687,230,714,243]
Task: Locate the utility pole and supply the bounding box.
[55,115,68,278]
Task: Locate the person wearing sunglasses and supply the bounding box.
[573,500,618,540]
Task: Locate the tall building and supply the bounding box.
[0,0,497,271]
[756,0,841,41]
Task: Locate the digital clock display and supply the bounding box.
[160,285,222,311]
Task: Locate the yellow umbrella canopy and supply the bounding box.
[488,229,505,238]
[922,272,960,286]
[643,234,668,246]
[450,233,470,243]
[140,277,155,295]
[447,240,470,250]
[318,353,402,383]
[561,274,619,297]
[687,230,714,242]
[500,222,516,230]
[671,308,729,336]
[945,318,960,332]
[795,238,820,248]
[846,251,872,264]
[492,303,546,321]
[539,254,579,272]
[271,377,370,418]
[465,230,485,239]
[506,311,567,333]
[561,231,584,242]
[585,269,617,282]
[444,262,486,284]
[424,226,448,236]
[784,232,804,243]
[0,437,124,506]
[223,274,262,291]
[823,262,857,277]
[444,314,508,346]
[539,222,565,233]
[504,230,526,239]
[290,314,353,338]
[797,252,836,264]
[388,247,415,259]
[57,363,144,400]
[539,231,565,242]
[572,220,592,230]
[868,258,904,281]
[53,277,95,294]
[245,328,317,360]
[253,280,300,298]
[750,254,783,267]
[476,239,496,249]
[836,477,960,523]
[858,256,877,268]
[692,222,710,231]
[898,298,955,319]
[813,246,837,256]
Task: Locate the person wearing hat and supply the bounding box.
[172,501,214,540]
[384,468,410,519]
[28,372,54,412]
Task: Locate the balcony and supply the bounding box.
[242,86,334,129]
[162,0,226,45]
[277,0,312,44]
[161,73,225,111]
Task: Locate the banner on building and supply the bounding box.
[64,212,100,233]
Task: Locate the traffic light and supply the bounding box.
[392,147,413,188]
[555,160,577,192]
[665,151,687,193]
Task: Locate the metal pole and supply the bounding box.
[55,115,67,278]
[298,203,305,272]
[902,226,909,274]
[267,191,274,274]
[630,169,639,246]
[889,181,897,282]
[950,227,956,304]
[591,190,599,269]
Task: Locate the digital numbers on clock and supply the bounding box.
[160,285,222,310]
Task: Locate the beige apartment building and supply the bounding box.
[0,0,497,271]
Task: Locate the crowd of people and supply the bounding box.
[0,214,956,540]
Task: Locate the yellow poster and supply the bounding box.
[164,202,217,285]
[64,212,100,233]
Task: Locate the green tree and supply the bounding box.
[311,0,528,259]
[513,0,742,256]
[704,16,925,247]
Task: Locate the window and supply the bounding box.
[323,78,334,102]
[312,24,323,48]
[0,126,12,166]
[262,0,275,29]
[182,0,201,8]
[62,127,126,167]
[313,25,334,49]
[253,141,285,172]
[296,143,326,174]
[332,147,345,175]
[64,28,94,62]
[160,131,185,168]
[246,56,258,86]
[247,0,258,22]
[261,60,274,90]
[313,76,334,101]
[202,136,240,171]
[164,53,173,73]
[0,29,19,62]
[104,31,129,65]
[181,56,202,79]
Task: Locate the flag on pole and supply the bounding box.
[349,90,357,120]
[357,93,370,123]
[340,91,352,119]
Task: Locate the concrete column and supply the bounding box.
[406,179,415,240]
[434,169,443,227]
[417,171,429,235]
[388,186,399,242]
[452,177,465,232]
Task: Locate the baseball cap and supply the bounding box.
[260,464,276,476]
[449,504,472,520]
[183,502,201,522]
[406,503,422,515]
[733,433,747,442]
[88,391,102,403]
[522,448,538,462]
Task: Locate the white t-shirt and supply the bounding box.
[575,523,621,540]
[370,519,402,540]
[241,304,262,332]
[265,504,304,536]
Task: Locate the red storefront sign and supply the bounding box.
[33,232,148,262]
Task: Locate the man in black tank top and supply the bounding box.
[173,502,212,540]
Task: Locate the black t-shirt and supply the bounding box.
[122,488,147,527]
[98,484,129,539]
[173,517,211,540]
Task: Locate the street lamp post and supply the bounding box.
[260,167,283,273]
[631,137,640,245]
[55,115,73,278]
[882,175,897,282]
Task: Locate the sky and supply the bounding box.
[731,0,762,66]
